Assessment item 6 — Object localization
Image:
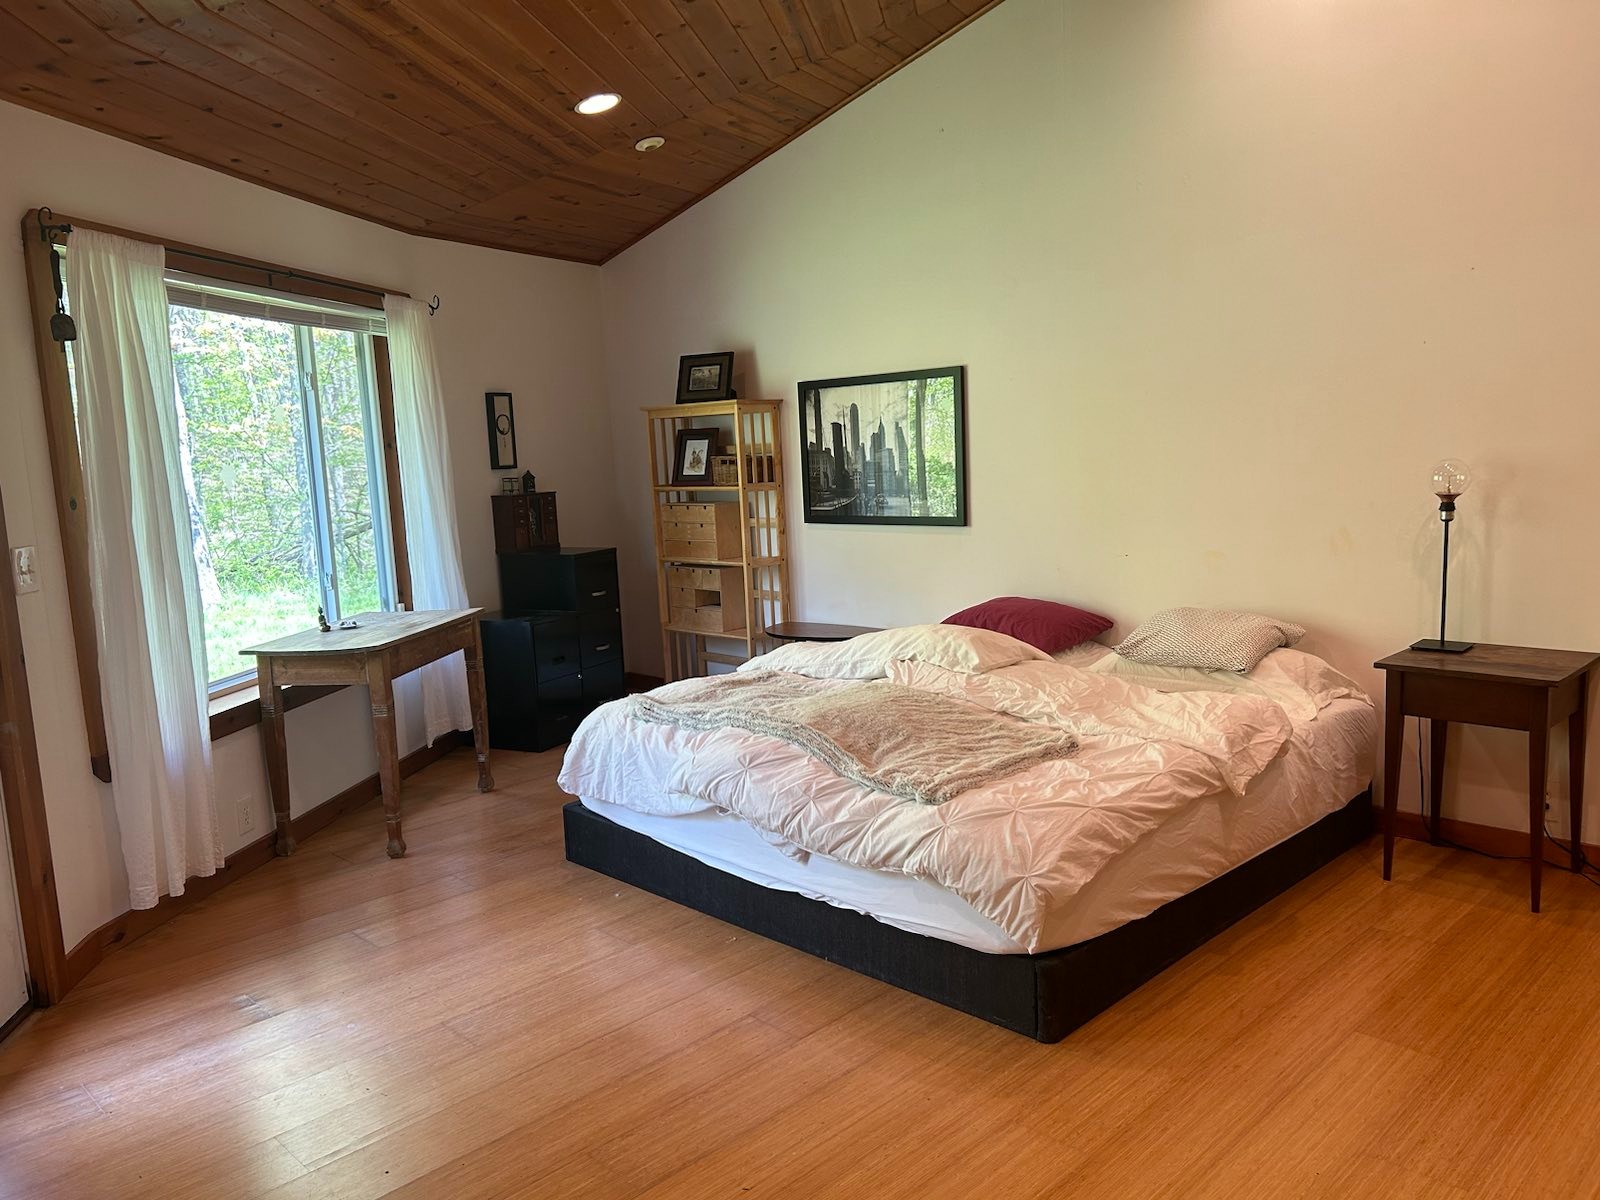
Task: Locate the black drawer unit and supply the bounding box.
[498,546,619,613]
[483,545,625,752]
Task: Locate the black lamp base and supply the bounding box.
[1410,638,1475,654]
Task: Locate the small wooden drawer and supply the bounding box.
[670,603,747,634]
[667,565,743,593]
[660,501,741,560]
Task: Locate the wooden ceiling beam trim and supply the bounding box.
[94,0,527,199]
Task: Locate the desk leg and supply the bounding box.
[1530,695,1550,913]
[465,626,494,794]
[369,671,405,859]
[1428,720,1449,844]
[1571,672,1588,873]
[259,660,295,857]
[1382,672,1404,882]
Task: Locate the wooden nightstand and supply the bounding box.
[765,621,882,643]
[1375,643,1600,911]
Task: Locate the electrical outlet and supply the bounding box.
[238,796,256,836]
[11,546,39,594]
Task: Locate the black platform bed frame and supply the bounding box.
[563,791,1372,1043]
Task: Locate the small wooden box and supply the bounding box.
[492,492,559,553]
[661,501,742,561]
[711,454,739,485]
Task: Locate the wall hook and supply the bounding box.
[428,294,441,316]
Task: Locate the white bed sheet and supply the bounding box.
[580,696,1375,955]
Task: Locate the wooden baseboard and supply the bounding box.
[1383,806,1600,864]
[59,731,468,996]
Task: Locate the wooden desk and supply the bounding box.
[765,621,882,643]
[244,610,494,859]
[1375,643,1599,911]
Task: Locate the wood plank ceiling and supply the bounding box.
[0,0,1001,263]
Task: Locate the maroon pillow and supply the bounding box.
[943,596,1113,654]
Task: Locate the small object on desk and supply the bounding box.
[337,618,359,630]
[243,610,494,860]
[1376,642,1599,912]
[316,606,331,633]
[766,621,882,644]
[1411,458,1475,653]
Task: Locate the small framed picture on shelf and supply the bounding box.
[671,428,718,486]
[485,392,516,469]
[676,351,735,403]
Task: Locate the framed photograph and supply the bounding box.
[676,351,735,403]
[671,428,718,486]
[797,366,967,526]
[485,392,516,469]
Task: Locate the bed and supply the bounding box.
[559,626,1376,1042]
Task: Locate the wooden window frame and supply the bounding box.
[20,210,414,771]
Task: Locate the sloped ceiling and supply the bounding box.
[0,0,1001,262]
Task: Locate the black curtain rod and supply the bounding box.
[38,209,439,313]
[168,246,390,301]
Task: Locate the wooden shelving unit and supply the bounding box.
[645,399,791,681]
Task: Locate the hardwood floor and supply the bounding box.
[3,748,1600,1199]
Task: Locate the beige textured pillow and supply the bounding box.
[1113,608,1305,673]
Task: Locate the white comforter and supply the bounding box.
[559,630,1369,953]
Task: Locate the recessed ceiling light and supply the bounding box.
[634,135,666,152]
[574,92,620,115]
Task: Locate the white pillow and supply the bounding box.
[739,623,1049,681]
[1089,647,1369,721]
[1114,607,1305,673]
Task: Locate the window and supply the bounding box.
[166,282,396,690]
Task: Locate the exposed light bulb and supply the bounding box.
[1430,458,1472,499]
[574,92,621,115]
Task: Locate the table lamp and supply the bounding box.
[1411,459,1474,653]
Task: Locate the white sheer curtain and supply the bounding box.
[68,230,223,909]
[383,295,472,743]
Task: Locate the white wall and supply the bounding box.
[0,100,613,948]
[601,0,1600,835]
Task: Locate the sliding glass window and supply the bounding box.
[166,283,395,691]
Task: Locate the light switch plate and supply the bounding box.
[12,546,39,594]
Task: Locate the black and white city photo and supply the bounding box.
[797,366,966,526]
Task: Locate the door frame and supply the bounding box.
[0,482,67,1006]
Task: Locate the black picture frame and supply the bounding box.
[797,366,967,527]
[671,427,718,486]
[676,351,735,403]
[485,392,517,469]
